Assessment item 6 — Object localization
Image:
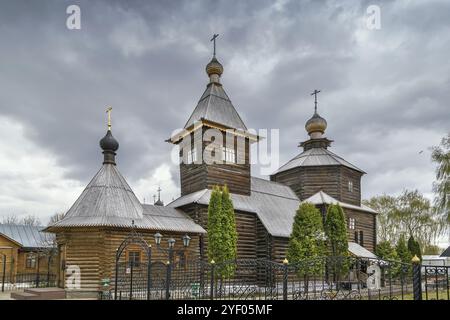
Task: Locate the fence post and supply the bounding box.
[1,254,6,292]
[36,252,40,288]
[412,255,422,301]
[130,262,134,300]
[165,260,171,300]
[210,260,215,300]
[47,255,51,287]
[283,258,289,300]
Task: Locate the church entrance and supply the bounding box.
[113,227,151,300]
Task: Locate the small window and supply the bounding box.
[186,147,197,164]
[348,218,356,230]
[359,231,364,247]
[354,231,359,243]
[26,254,36,269]
[128,251,141,267]
[348,181,353,193]
[222,146,236,164]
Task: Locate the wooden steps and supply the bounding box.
[11,288,66,300]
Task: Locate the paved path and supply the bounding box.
[0,290,15,300]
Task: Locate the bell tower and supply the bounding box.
[168,36,258,196]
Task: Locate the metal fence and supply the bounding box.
[102,256,450,300]
[1,272,57,292]
[423,265,450,300]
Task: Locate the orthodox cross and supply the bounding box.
[106,106,112,130]
[310,90,321,113]
[157,186,162,201]
[210,34,219,57]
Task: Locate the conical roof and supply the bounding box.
[184,82,247,130]
[273,147,365,175]
[48,164,143,228]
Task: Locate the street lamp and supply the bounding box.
[152,233,191,300]
[154,232,162,246]
[168,238,175,249]
[182,235,191,247]
[152,233,191,260]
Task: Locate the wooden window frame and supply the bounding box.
[348,217,356,230]
[126,250,141,267]
[25,253,37,269]
[222,146,236,164]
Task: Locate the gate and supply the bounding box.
[113,225,151,300]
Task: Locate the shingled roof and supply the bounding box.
[0,224,54,248]
[273,147,365,174]
[184,82,247,130]
[168,177,300,238]
[46,128,204,234]
[47,164,143,229]
[46,164,205,234]
[303,190,377,214]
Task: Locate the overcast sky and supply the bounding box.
[0,1,448,237]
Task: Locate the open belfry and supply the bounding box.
[46,37,377,297]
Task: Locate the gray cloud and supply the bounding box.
[0,0,448,226]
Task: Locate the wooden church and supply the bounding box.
[167,51,377,261]
[46,43,377,297]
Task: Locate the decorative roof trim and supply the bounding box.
[168,119,259,144]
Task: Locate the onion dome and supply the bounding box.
[305,112,327,138]
[100,130,119,152]
[154,187,164,206]
[206,57,223,83]
[100,130,119,164]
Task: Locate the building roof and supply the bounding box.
[348,242,377,259]
[0,224,54,249]
[48,163,143,229]
[142,205,205,234]
[273,147,365,175]
[440,246,450,257]
[168,177,300,238]
[184,83,247,130]
[302,190,377,214]
[46,164,204,234]
[169,181,377,238]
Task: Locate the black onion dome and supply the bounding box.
[100,130,119,152]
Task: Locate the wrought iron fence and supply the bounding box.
[1,272,57,292]
[422,265,450,300]
[104,256,450,301]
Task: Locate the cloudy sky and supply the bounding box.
[0,1,448,233]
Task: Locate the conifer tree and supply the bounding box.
[324,204,348,257]
[287,202,326,290]
[207,186,223,264]
[324,204,349,281]
[396,234,412,264]
[407,235,422,261]
[220,185,238,277]
[207,185,238,279]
